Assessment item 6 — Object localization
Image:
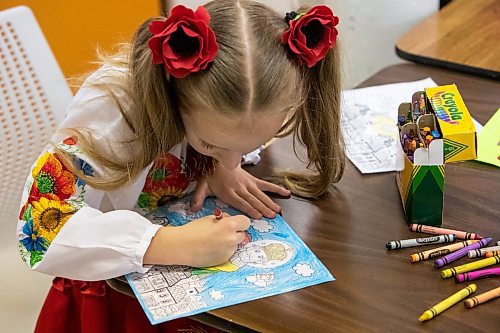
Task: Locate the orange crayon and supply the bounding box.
[409,240,478,263]
[485,250,500,258]
[409,224,483,240]
[464,286,500,309]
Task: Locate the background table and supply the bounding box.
[198,63,500,332]
[396,0,500,80]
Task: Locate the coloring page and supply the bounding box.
[126,196,333,324]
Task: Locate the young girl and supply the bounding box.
[17,1,344,332]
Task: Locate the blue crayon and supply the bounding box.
[434,238,491,268]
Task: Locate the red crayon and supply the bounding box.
[214,208,223,220]
[409,224,483,240]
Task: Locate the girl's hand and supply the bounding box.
[144,214,250,268]
[191,163,290,219]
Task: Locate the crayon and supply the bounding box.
[431,130,440,138]
[386,234,455,250]
[419,284,476,322]
[409,224,483,240]
[485,250,500,258]
[213,208,223,220]
[420,126,430,136]
[464,287,500,309]
[467,246,500,258]
[434,238,491,268]
[455,266,500,283]
[410,240,478,263]
[441,256,500,279]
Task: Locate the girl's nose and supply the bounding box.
[219,151,242,170]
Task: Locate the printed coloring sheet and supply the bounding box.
[341,78,437,173]
[341,78,484,174]
[126,196,333,325]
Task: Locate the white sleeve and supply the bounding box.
[35,207,161,281]
[17,69,161,281]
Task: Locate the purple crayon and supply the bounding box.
[455,267,500,283]
[434,238,491,268]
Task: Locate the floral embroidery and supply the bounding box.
[138,154,189,211]
[75,158,94,187]
[30,152,75,202]
[63,137,77,145]
[21,220,48,253]
[139,186,187,210]
[31,197,75,242]
[18,139,92,268]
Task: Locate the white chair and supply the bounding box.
[0,6,73,230]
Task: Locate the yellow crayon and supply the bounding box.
[409,240,478,263]
[441,256,500,279]
[419,284,477,321]
[485,250,500,258]
[464,286,500,309]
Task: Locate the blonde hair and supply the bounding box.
[58,0,345,198]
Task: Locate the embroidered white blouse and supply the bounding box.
[16,67,210,281]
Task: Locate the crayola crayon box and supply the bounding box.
[395,84,477,226]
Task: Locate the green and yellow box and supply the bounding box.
[396,84,477,226]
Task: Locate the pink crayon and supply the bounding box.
[455,266,500,283]
[409,224,483,240]
[434,238,491,268]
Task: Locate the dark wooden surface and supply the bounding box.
[205,63,500,332]
[396,0,500,80]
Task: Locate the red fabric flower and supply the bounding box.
[281,6,339,68]
[148,5,218,78]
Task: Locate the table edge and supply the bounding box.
[395,45,500,80]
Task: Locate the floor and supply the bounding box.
[0,1,438,331]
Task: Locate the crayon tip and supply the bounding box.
[385,242,391,249]
[418,312,432,322]
[213,208,223,220]
[409,255,417,263]
[441,270,451,279]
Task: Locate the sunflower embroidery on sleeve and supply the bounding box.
[18,138,94,268]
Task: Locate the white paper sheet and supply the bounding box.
[341,78,439,174]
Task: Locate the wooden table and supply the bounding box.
[396,0,500,80]
[196,63,500,332]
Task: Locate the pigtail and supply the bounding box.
[129,18,185,159]
[280,5,345,198]
[55,18,185,190]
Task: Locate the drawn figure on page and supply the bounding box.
[197,240,294,273]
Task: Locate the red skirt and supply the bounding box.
[35,277,222,333]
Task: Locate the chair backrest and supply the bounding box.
[0,6,73,227]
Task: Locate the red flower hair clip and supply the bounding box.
[148,5,219,78]
[281,6,339,68]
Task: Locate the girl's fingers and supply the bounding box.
[238,190,276,219]
[255,178,291,197]
[224,192,262,219]
[191,181,210,211]
[248,186,280,215]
